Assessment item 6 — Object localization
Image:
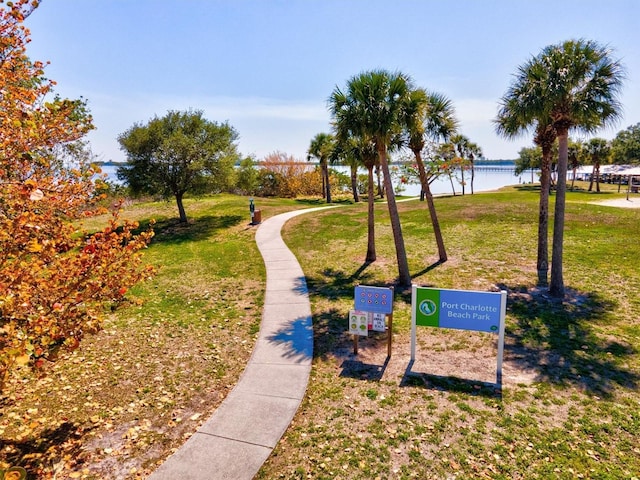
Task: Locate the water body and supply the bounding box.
[100,163,529,196]
[336,164,527,197]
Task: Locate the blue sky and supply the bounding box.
[24,0,640,162]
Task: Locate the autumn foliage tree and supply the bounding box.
[0,1,154,390]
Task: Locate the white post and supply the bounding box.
[410,285,417,361]
[496,290,507,386]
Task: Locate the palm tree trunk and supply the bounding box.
[376,165,384,198]
[588,164,596,192]
[461,167,466,195]
[377,142,410,287]
[351,164,360,202]
[414,149,447,262]
[595,164,601,193]
[537,148,551,286]
[471,161,475,194]
[550,128,569,298]
[323,162,332,203]
[366,165,376,262]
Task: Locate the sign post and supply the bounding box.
[411,286,507,385]
[351,285,394,357]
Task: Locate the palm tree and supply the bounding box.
[450,134,482,195]
[586,137,611,192]
[332,133,378,261]
[307,132,335,203]
[330,70,413,287]
[496,39,624,297]
[403,88,458,262]
[568,139,584,191]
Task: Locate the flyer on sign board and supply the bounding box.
[348,310,369,336]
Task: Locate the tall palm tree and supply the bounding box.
[307,132,335,203]
[568,139,584,191]
[450,134,482,195]
[403,88,458,262]
[586,137,610,193]
[330,70,413,287]
[496,39,624,297]
[332,133,378,261]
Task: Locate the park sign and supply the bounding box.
[414,287,502,332]
[354,285,393,314]
[411,285,507,385]
[350,285,394,356]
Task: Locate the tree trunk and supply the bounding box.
[176,192,188,223]
[366,165,376,262]
[414,149,447,262]
[537,147,551,286]
[448,173,456,196]
[461,167,465,195]
[595,164,601,193]
[376,165,384,198]
[321,163,326,199]
[549,128,569,298]
[471,161,475,194]
[377,142,410,287]
[588,164,596,192]
[323,162,332,203]
[351,164,360,203]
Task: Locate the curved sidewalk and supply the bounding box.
[149,207,333,480]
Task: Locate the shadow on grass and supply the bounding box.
[411,259,446,280]
[136,214,244,245]
[305,262,377,302]
[501,283,639,397]
[401,361,501,398]
[294,198,355,206]
[339,357,389,381]
[0,422,89,478]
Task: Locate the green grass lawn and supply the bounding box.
[258,184,640,479]
[1,185,639,479]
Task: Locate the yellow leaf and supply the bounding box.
[15,354,30,366]
[27,239,43,252]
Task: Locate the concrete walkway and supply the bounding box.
[149,207,333,480]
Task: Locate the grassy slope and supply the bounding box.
[259,184,640,479]
[1,186,638,479]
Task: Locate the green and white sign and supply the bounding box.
[414,287,502,332]
[349,310,369,337]
[411,285,507,385]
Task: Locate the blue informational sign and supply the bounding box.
[411,285,507,385]
[414,287,502,333]
[354,286,394,314]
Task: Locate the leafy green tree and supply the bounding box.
[330,70,413,286]
[403,88,457,262]
[307,133,335,203]
[585,138,611,192]
[236,156,259,195]
[118,110,239,223]
[496,39,624,297]
[611,123,640,164]
[515,146,542,182]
